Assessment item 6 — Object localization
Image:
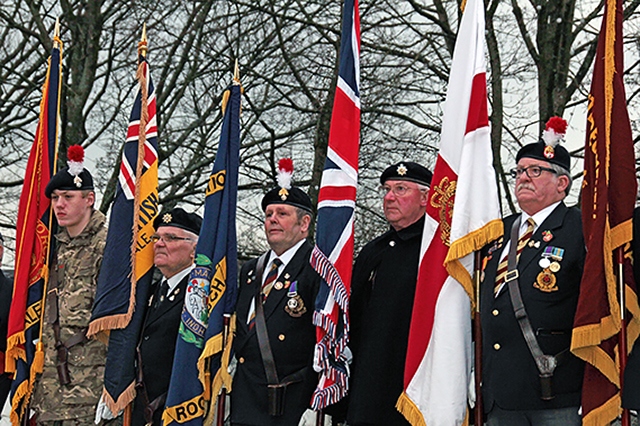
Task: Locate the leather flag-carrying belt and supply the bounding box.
[253,253,306,417]
[45,260,88,386]
[505,217,568,401]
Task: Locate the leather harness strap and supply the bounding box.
[254,253,280,386]
[505,217,566,401]
[45,259,88,386]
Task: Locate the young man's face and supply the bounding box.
[50,190,94,230]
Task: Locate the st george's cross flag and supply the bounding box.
[7,30,62,426]
[396,0,502,423]
[89,39,159,417]
[162,79,241,426]
[309,0,360,409]
[571,0,640,423]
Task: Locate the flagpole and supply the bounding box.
[616,247,630,426]
[473,250,483,426]
[215,314,231,426]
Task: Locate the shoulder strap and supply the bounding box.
[505,217,558,400]
[254,252,279,385]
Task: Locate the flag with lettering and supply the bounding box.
[396,0,502,423]
[162,80,241,425]
[89,43,159,416]
[7,34,62,425]
[309,0,360,410]
[571,0,639,423]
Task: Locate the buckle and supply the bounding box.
[505,270,519,282]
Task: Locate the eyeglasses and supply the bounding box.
[150,234,194,243]
[378,183,424,197]
[510,165,557,179]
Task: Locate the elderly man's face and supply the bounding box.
[264,204,310,256]
[382,179,428,231]
[153,225,197,278]
[514,158,568,215]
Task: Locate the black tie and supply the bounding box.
[158,280,169,306]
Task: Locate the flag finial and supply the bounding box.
[53,17,62,49]
[138,23,148,57]
[233,59,240,85]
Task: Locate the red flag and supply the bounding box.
[6,32,62,425]
[571,0,640,423]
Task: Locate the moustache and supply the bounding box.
[517,183,535,192]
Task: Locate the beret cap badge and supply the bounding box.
[397,164,408,176]
[163,213,173,223]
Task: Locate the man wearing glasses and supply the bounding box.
[131,207,202,426]
[480,127,585,425]
[346,161,432,426]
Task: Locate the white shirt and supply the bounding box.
[164,264,195,294]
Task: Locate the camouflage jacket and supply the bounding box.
[32,209,107,423]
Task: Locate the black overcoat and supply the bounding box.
[132,275,188,426]
[481,202,585,412]
[231,241,320,426]
[346,216,424,426]
[0,270,12,407]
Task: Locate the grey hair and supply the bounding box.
[549,163,572,196]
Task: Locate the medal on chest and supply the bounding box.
[284,281,306,317]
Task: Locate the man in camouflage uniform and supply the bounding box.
[31,146,111,425]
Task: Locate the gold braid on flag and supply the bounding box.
[445,219,503,310]
[570,0,640,423]
[124,41,149,331]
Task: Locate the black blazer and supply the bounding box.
[481,202,585,411]
[623,207,640,409]
[231,241,320,426]
[132,274,189,426]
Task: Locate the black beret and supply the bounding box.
[516,140,571,171]
[153,208,203,235]
[261,186,313,213]
[45,167,94,198]
[380,162,433,186]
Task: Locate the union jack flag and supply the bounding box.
[90,40,159,417]
[309,0,360,409]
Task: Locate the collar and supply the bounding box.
[389,214,425,241]
[520,201,561,234]
[266,238,306,278]
[164,264,195,293]
[56,209,106,244]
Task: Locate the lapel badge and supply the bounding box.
[285,294,306,317]
[542,230,553,242]
[528,240,540,249]
[274,281,284,291]
[284,273,290,280]
[284,280,291,289]
[534,269,559,292]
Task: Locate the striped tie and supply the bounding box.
[494,218,535,296]
[248,258,282,329]
[261,258,282,302]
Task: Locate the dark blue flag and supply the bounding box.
[162,80,241,425]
